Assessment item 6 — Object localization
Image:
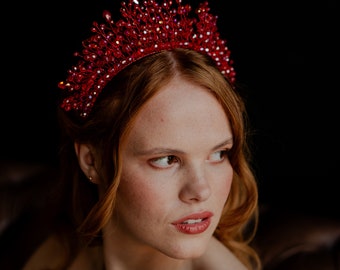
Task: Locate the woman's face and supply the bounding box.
[108,77,233,259]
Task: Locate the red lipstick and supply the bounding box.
[171,211,213,234]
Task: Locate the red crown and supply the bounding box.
[58,0,236,118]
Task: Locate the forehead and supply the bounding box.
[142,78,222,118]
[124,77,232,150]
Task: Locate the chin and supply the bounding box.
[163,238,209,260]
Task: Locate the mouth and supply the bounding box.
[172,211,213,234]
[182,218,205,224]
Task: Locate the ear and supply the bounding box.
[74,142,100,184]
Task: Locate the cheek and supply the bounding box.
[116,170,167,219]
[213,165,233,202]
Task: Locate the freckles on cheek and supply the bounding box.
[118,178,157,215]
[219,172,233,200]
[219,182,231,201]
[119,182,146,203]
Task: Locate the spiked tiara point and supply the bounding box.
[58,0,236,118]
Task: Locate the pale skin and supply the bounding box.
[74,76,247,269]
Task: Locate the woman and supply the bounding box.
[24,0,261,269]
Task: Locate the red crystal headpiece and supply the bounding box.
[58,0,236,118]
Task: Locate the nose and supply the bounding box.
[178,164,211,203]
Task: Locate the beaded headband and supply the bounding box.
[58,0,236,118]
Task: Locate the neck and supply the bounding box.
[103,242,193,270]
[101,220,196,270]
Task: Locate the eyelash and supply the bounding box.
[210,149,229,162]
[149,149,230,169]
[149,155,179,168]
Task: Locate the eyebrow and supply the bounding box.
[134,137,233,156]
[212,137,234,151]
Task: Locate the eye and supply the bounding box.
[208,150,229,163]
[149,155,179,168]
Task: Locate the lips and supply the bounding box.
[171,211,213,234]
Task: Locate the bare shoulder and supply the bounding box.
[193,237,247,270]
[23,234,102,270]
[22,234,66,270]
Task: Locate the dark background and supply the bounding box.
[1,0,339,216]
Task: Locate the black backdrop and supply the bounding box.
[2,0,339,216]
